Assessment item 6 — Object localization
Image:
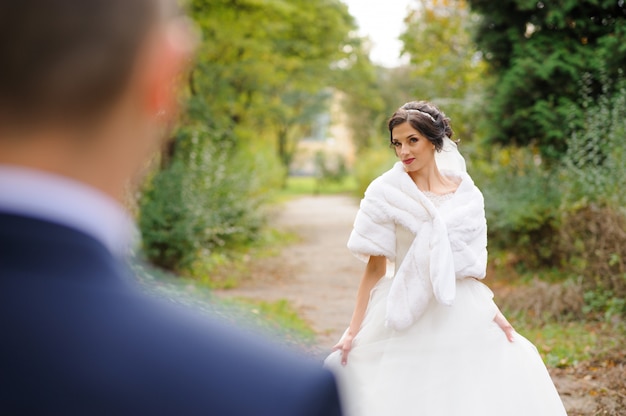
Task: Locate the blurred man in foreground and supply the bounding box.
[0,1,342,415]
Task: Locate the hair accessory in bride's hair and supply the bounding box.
[404,108,436,123]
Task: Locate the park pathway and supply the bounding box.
[215,195,609,415]
[216,195,362,351]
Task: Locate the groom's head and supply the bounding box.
[0,0,160,129]
[0,0,195,200]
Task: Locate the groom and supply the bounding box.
[0,1,342,415]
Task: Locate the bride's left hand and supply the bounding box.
[494,308,515,342]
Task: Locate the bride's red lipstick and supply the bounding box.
[403,158,415,165]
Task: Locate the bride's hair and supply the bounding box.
[387,101,454,152]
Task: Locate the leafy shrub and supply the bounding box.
[139,127,266,275]
[560,75,626,208]
[476,146,562,268]
[557,79,626,317]
[479,78,626,319]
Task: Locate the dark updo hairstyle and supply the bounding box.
[387,101,454,152]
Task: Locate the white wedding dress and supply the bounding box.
[324,139,567,416]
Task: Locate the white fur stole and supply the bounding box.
[347,162,487,331]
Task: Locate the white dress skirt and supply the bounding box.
[325,225,567,416]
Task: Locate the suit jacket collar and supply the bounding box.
[0,213,131,287]
[0,165,137,258]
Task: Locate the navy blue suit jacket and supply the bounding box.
[0,213,342,415]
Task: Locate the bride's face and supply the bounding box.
[390,122,436,173]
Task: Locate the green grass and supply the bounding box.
[489,249,626,369]
[185,228,299,289]
[134,262,316,346]
[509,314,625,368]
[277,175,357,199]
[233,298,316,344]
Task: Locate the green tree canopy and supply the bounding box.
[401,0,488,144]
[335,36,387,151]
[187,0,356,166]
[468,0,626,159]
[140,0,361,273]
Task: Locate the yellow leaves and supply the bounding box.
[402,0,485,103]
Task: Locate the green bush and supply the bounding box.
[476,146,562,268]
[557,79,626,317]
[478,78,626,319]
[560,76,626,208]
[139,127,267,275]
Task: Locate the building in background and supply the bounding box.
[290,91,355,177]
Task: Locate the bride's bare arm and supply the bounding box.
[333,255,387,366]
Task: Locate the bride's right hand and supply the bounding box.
[494,308,516,342]
[332,333,355,366]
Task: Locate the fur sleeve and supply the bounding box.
[347,179,396,263]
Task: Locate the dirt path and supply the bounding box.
[216,195,362,351]
[216,195,618,415]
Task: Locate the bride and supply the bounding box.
[325,101,567,416]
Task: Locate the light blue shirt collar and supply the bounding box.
[0,165,138,258]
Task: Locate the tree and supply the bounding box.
[187,0,355,168]
[139,0,358,273]
[334,36,388,152]
[400,0,489,144]
[268,88,332,171]
[467,0,626,159]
